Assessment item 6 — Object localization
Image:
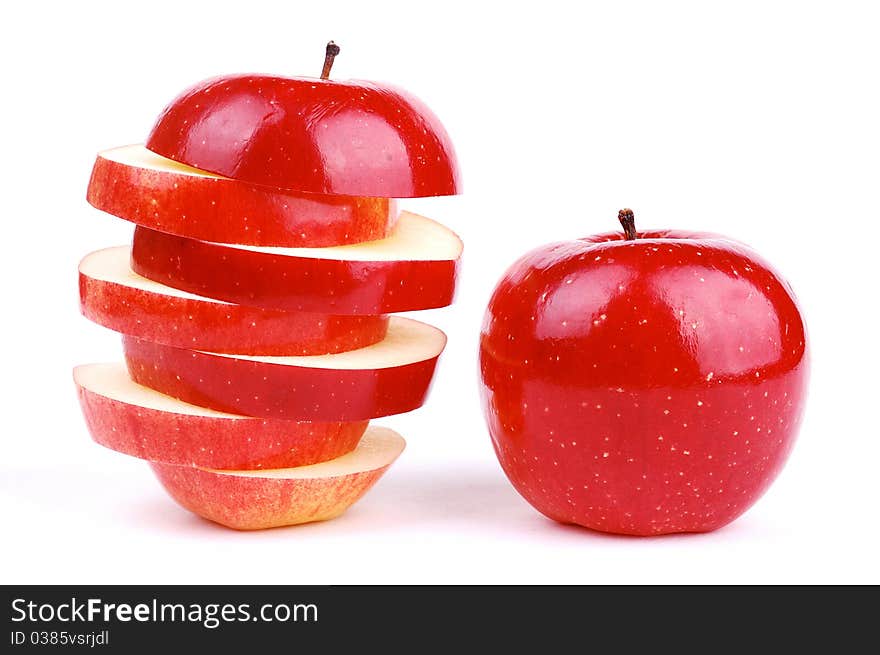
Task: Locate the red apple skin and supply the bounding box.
[87,148,398,247]
[130,224,459,314]
[123,337,441,421]
[479,229,809,536]
[79,260,389,356]
[150,462,390,530]
[146,74,461,198]
[76,377,367,469]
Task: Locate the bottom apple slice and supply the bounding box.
[75,363,366,470]
[150,427,405,530]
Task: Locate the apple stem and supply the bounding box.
[321,41,341,80]
[618,208,638,240]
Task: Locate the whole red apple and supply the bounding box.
[479,210,809,536]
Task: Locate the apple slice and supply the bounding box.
[150,427,405,530]
[124,317,446,421]
[130,211,462,314]
[87,145,398,247]
[80,246,388,356]
[145,73,460,197]
[75,363,366,469]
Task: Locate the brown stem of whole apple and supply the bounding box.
[618,208,638,240]
[321,41,341,80]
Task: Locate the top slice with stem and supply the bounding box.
[145,44,461,197]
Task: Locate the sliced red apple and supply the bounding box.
[124,317,446,421]
[150,426,405,530]
[87,145,398,247]
[75,363,366,469]
[80,246,389,356]
[130,211,462,314]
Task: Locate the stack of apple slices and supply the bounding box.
[76,67,461,530]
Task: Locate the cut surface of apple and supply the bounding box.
[130,211,462,314]
[80,247,389,355]
[87,145,398,247]
[75,363,366,469]
[124,317,446,420]
[151,426,405,530]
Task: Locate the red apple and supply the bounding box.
[75,363,366,469]
[130,211,461,314]
[479,209,809,536]
[145,47,460,197]
[80,246,389,355]
[87,145,398,247]
[124,317,446,421]
[151,426,405,530]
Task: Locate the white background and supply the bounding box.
[1,0,878,584]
